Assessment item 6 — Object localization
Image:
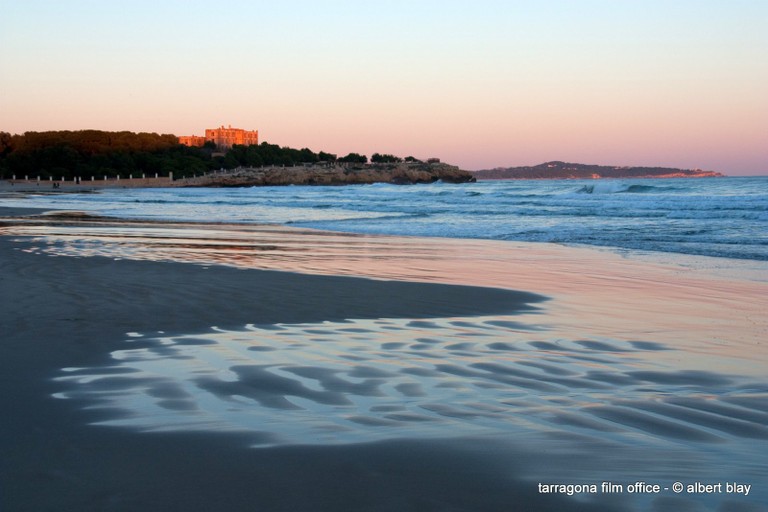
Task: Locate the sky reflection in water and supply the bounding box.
[5,218,766,508]
[53,316,768,485]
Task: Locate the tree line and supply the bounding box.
[0,130,422,180]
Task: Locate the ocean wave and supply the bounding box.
[5,177,767,261]
[292,212,430,225]
[576,183,668,195]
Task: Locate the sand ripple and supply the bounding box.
[53,317,768,453]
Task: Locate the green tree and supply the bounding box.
[338,152,368,164]
[0,130,406,180]
[298,147,318,163]
[0,132,12,155]
[222,152,240,169]
[318,151,337,163]
[371,153,402,163]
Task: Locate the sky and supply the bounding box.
[1,0,766,174]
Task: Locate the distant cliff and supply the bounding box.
[176,162,476,187]
[473,161,724,180]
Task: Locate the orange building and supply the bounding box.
[178,135,206,147]
[178,125,259,149]
[205,125,259,148]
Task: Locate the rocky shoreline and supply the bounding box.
[175,162,476,187]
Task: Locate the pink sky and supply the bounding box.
[2,1,766,175]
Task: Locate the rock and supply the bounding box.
[175,163,476,187]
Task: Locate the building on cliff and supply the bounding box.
[178,125,259,149]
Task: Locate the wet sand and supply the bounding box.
[1,208,767,511]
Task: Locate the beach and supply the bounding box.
[4,0,767,508]
[1,206,767,511]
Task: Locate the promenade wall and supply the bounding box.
[5,175,175,189]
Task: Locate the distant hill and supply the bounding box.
[473,161,724,179]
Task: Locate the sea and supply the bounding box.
[3,176,767,262]
[3,176,768,511]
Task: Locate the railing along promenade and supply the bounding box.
[4,172,176,189]
[4,167,298,189]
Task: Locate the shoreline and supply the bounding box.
[0,171,750,196]
[0,160,476,190]
[0,226,545,511]
[3,176,766,266]
[1,209,766,511]
[3,209,766,366]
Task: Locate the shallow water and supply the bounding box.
[2,176,767,260]
[54,315,768,450]
[51,314,768,510]
[4,217,767,509]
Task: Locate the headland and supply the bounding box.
[0,129,474,187]
[474,161,724,179]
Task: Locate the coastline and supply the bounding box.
[0,160,476,190]
[1,208,767,511]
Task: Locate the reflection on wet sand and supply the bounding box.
[53,318,768,452]
[4,217,767,370]
[4,216,768,510]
